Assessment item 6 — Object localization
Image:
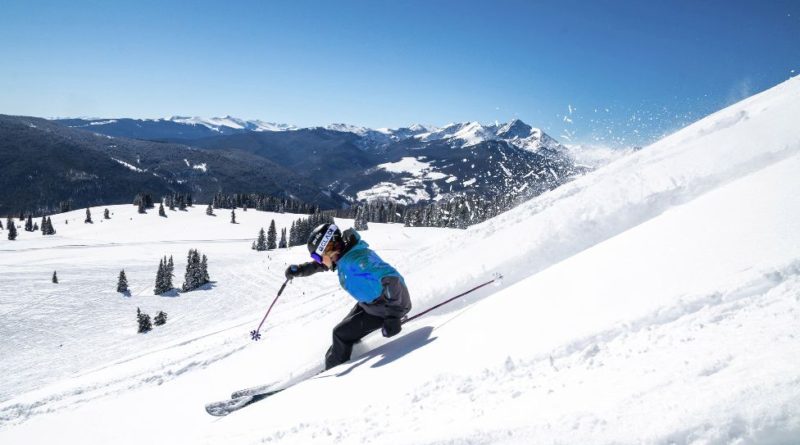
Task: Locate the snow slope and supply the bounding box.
[2,75,800,444]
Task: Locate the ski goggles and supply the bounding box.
[311,224,338,263]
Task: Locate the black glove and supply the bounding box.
[382,317,402,338]
[285,264,300,280]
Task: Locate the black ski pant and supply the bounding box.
[325,304,384,370]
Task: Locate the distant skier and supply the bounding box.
[285,223,411,370]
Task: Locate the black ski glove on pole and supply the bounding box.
[382,317,402,338]
[285,264,299,280]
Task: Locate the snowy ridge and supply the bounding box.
[2,76,799,443]
[163,116,297,132]
[58,115,564,152]
[415,119,563,151]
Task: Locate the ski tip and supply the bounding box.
[206,404,232,417]
[205,395,254,417]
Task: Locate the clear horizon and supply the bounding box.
[1,0,798,147]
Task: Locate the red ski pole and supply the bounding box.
[250,278,290,341]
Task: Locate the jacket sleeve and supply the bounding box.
[379,276,412,319]
[295,261,328,277]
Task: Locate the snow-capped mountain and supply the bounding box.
[56,116,562,152]
[165,115,297,133]
[46,116,582,207]
[415,119,563,152]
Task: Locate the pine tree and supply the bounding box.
[0,219,3,230]
[117,269,129,293]
[267,220,277,250]
[154,311,168,326]
[178,198,186,211]
[159,203,167,217]
[191,250,203,287]
[137,308,152,333]
[255,228,267,251]
[289,221,297,246]
[154,258,166,294]
[182,250,195,291]
[7,219,17,240]
[182,249,205,291]
[230,209,236,224]
[104,208,110,219]
[206,204,214,216]
[85,208,93,224]
[200,254,209,285]
[279,227,287,248]
[354,205,369,231]
[242,203,248,212]
[164,255,174,290]
[138,200,146,214]
[25,214,33,232]
[40,216,46,233]
[47,217,55,235]
[52,271,58,283]
[33,222,39,231]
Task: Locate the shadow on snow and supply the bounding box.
[335,326,437,377]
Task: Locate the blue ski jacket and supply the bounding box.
[334,229,401,303]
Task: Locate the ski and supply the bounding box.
[231,381,281,399]
[205,389,284,417]
[206,367,324,416]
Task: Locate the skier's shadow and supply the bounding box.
[336,327,436,377]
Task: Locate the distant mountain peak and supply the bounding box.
[496,119,532,139]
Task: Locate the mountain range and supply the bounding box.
[0,115,588,215]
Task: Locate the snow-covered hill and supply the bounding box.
[3,76,800,444]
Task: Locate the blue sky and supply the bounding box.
[1,0,797,146]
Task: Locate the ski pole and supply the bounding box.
[250,278,290,341]
[401,273,503,325]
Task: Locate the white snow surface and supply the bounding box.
[164,116,297,132]
[357,157,448,204]
[3,76,800,444]
[110,157,145,173]
[356,181,431,204]
[377,157,433,175]
[192,162,208,172]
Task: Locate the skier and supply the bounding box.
[285,223,411,370]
